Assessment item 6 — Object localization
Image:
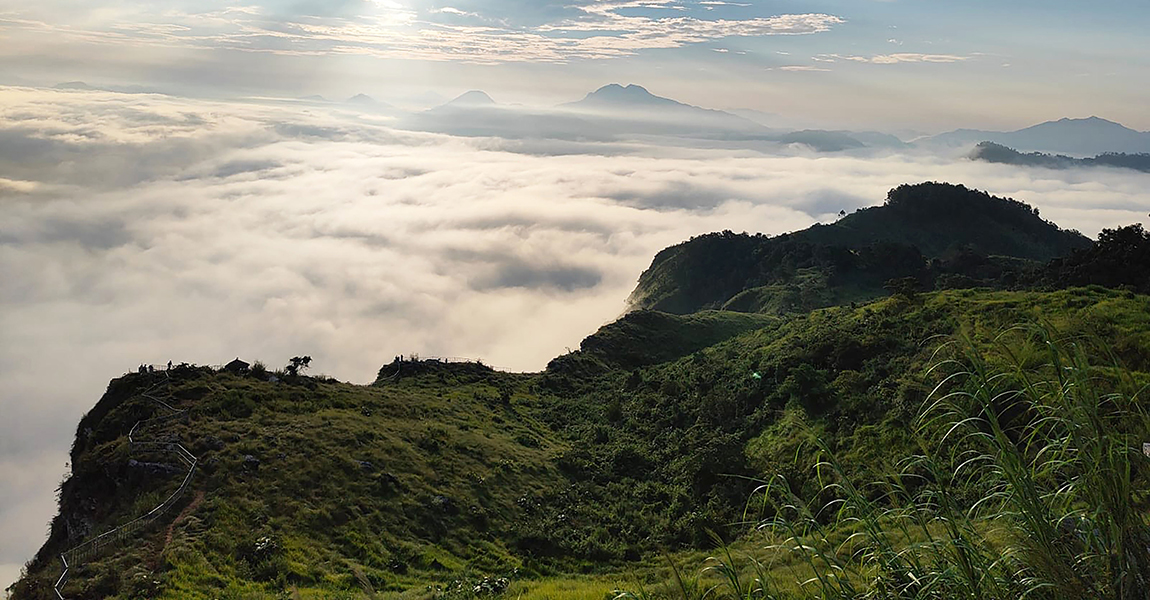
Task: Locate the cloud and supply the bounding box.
[0,2,843,64]
[778,65,831,72]
[1,86,1147,592]
[817,52,969,64]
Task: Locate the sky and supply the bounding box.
[0,0,1149,130]
[1,0,1150,595]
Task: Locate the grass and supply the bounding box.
[13,288,1150,600]
[615,323,1150,599]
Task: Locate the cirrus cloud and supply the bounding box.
[0,2,843,65]
[817,52,969,64]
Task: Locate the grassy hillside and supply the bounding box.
[566,310,779,371]
[15,287,1150,599]
[627,183,1091,314]
[17,364,572,599]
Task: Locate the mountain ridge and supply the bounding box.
[926,116,1150,156]
[627,182,1091,314]
[971,141,1150,173]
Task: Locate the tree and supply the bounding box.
[285,356,311,377]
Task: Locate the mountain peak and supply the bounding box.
[584,83,658,101]
[447,90,496,106]
[929,115,1149,155]
[346,93,377,104]
[1052,116,1124,127]
[54,81,96,90]
[568,83,695,112]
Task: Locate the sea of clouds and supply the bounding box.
[1,86,1148,588]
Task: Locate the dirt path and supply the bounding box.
[154,490,205,566]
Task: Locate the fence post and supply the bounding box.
[55,375,198,600]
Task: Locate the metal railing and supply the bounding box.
[398,355,513,372]
[54,373,198,599]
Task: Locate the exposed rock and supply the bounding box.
[127,459,182,477]
[431,495,457,514]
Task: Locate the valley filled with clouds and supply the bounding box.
[2,85,1149,586]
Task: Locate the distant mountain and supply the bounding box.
[560,85,908,152]
[927,116,1150,156]
[443,90,496,107]
[346,93,379,105]
[399,83,899,152]
[566,83,700,112]
[562,84,764,131]
[628,182,1091,314]
[342,93,400,115]
[53,81,97,90]
[298,94,328,102]
[972,142,1150,173]
[778,130,866,152]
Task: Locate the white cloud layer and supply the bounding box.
[1,86,1148,589]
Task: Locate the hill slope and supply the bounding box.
[627,182,1091,314]
[13,183,1150,600]
[14,287,1150,599]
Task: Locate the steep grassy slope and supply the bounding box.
[17,364,574,599]
[13,288,1150,599]
[542,288,1150,546]
[567,310,779,372]
[628,183,1091,314]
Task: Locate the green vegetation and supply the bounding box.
[15,288,1150,599]
[12,183,1150,599]
[615,327,1150,599]
[627,183,1089,315]
[973,141,1150,173]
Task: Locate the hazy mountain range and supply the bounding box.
[49,81,1150,158]
[410,85,1150,157]
[924,116,1150,157]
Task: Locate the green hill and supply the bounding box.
[560,310,779,372]
[627,182,1091,314]
[14,287,1150,599]
[12,183,1150,600]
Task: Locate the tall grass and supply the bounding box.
[624,325,1150,600]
